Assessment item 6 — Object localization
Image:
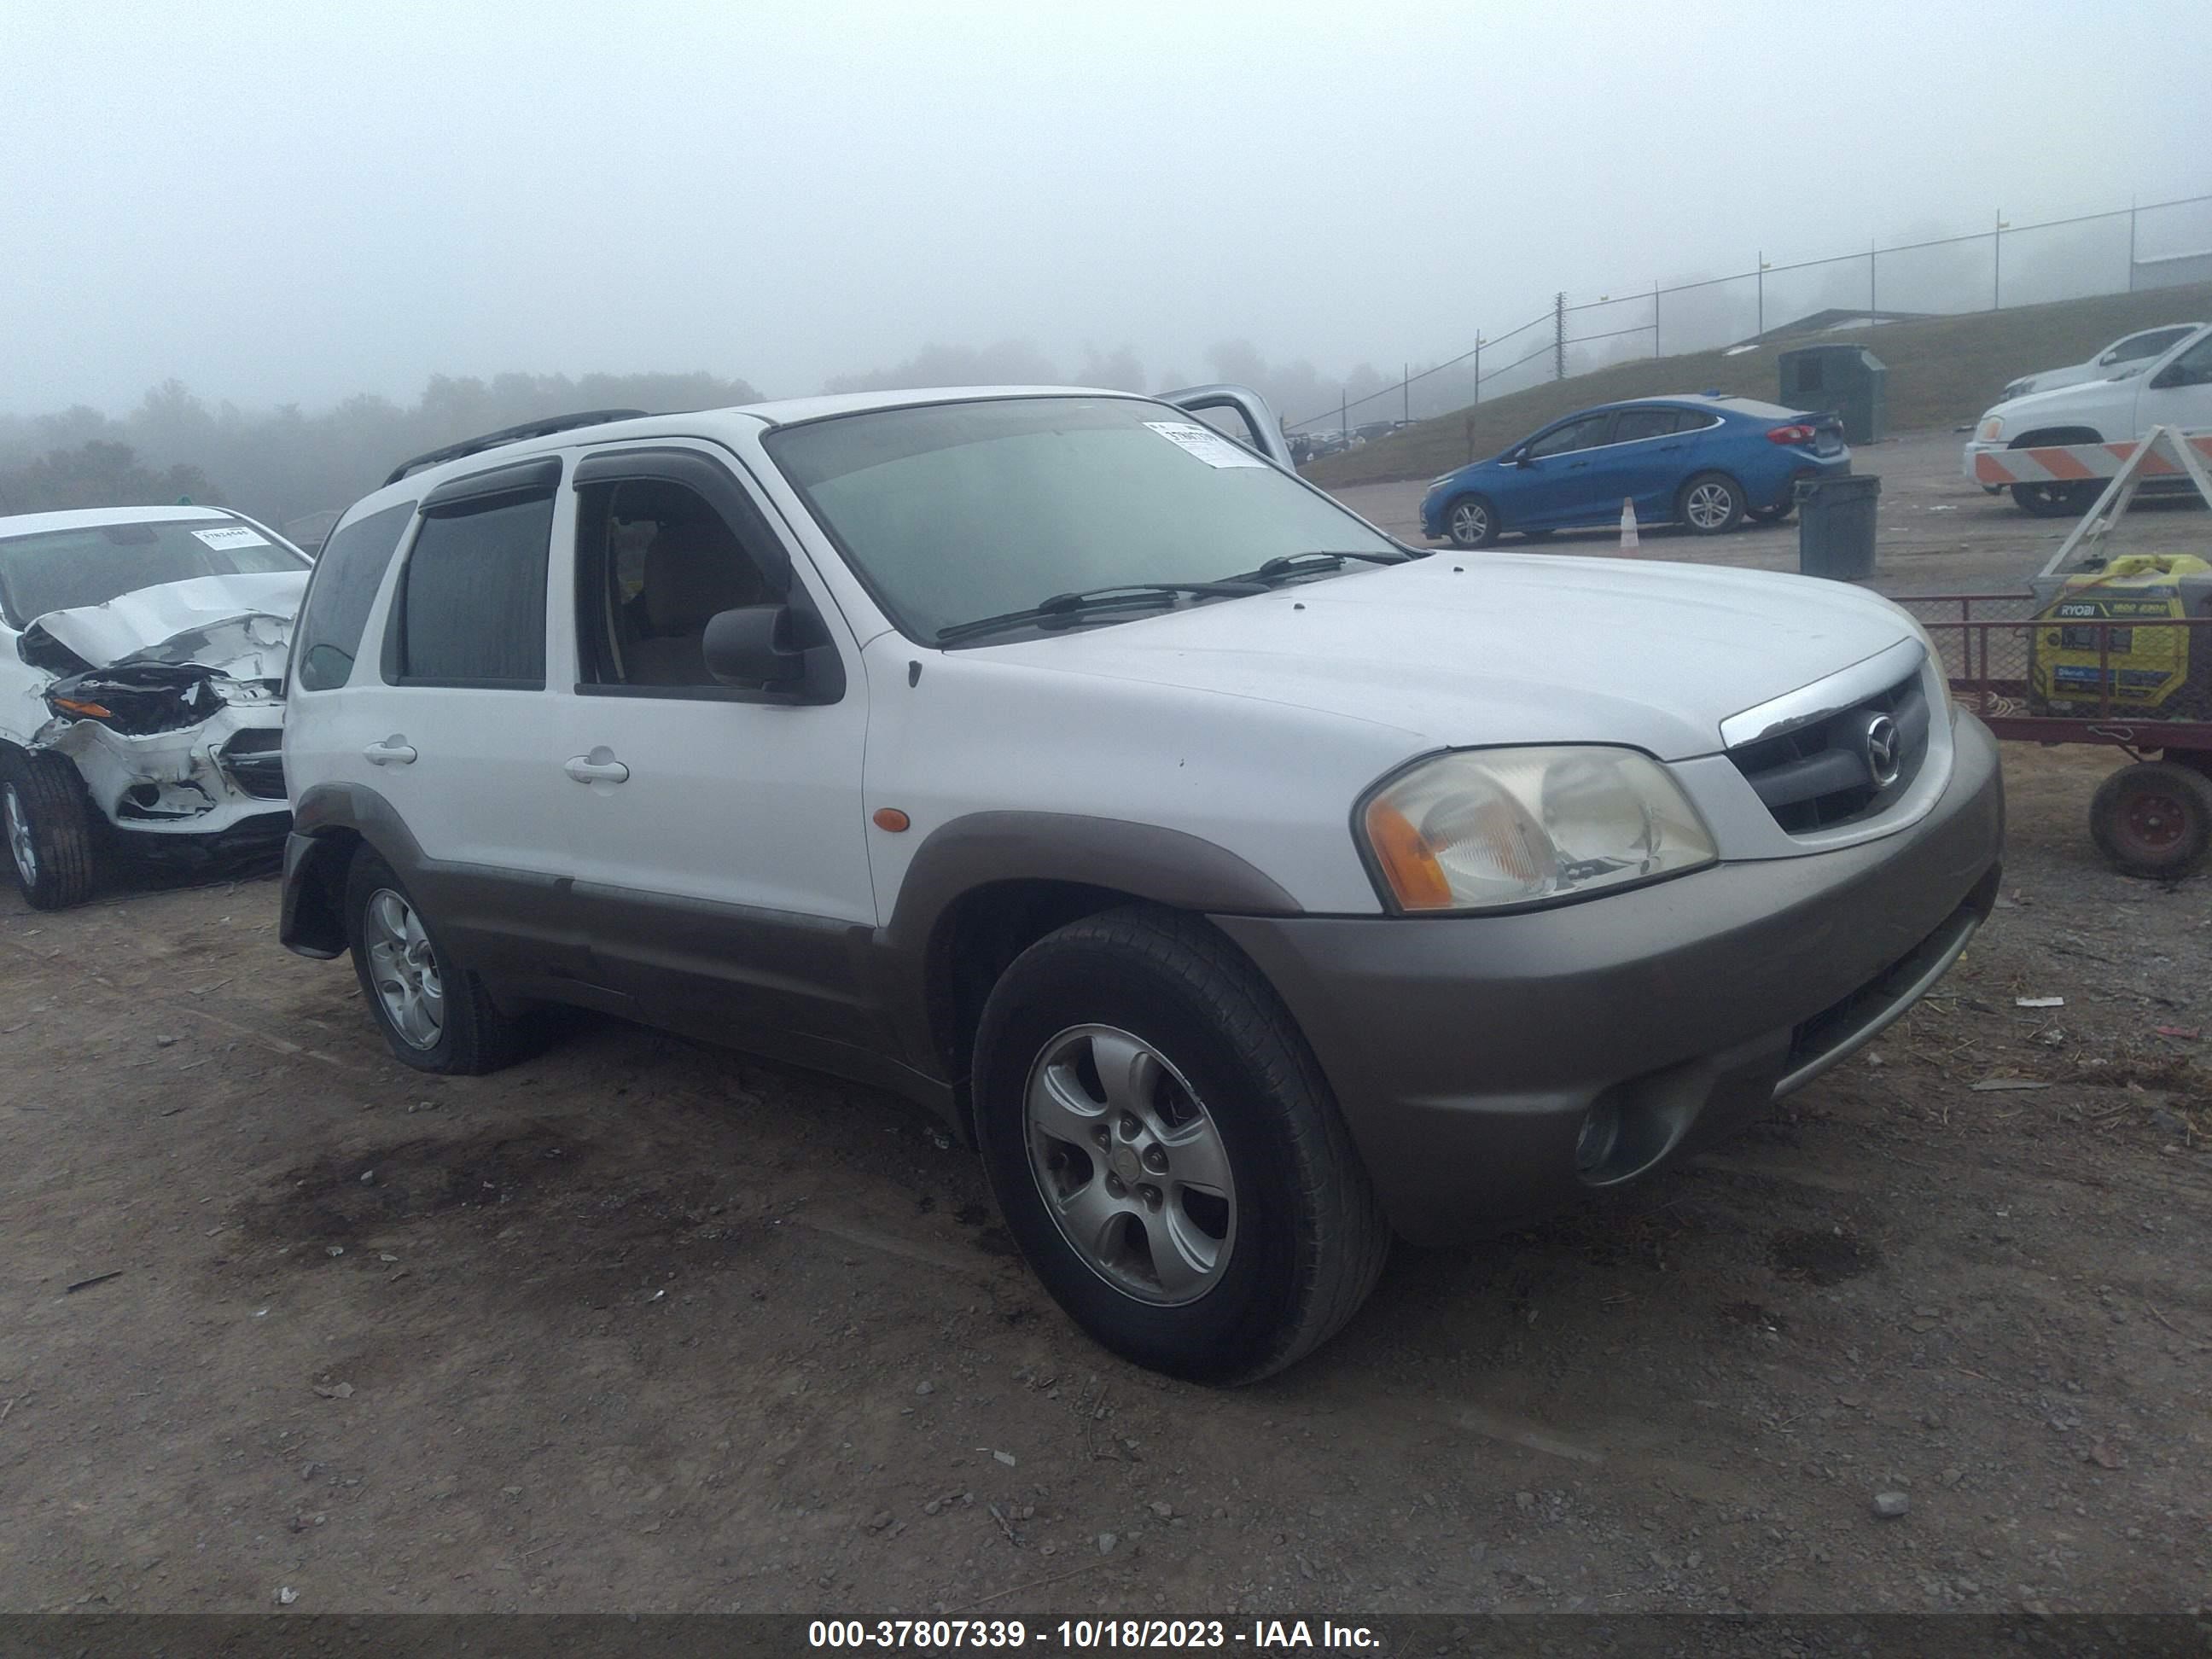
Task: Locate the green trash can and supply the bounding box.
[1778,343,1888,443]
[1796,473,1881,581]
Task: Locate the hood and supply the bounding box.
[969,555,1916,760]
[26,570,308,675]
[1985,367,2145,423]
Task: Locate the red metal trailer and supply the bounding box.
[1900,595,2212,876]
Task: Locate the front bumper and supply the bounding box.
[1214,711,2005,1245]
[33,704,288,841]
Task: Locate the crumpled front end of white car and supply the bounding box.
[20,607,293,855]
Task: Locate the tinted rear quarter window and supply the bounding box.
[392,492,554,686]
[1610,408,1680,442]
[294,501,416,692]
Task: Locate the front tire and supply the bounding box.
[2088,761,2212,878]
[972,908,1389,1384]
[1443,495,1499,549]
[1,748,97,911]
[1678,472,1745,535]
[344,848,549,1073]
[2011,481,2098,518]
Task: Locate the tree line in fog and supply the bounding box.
[0,343,1408,534]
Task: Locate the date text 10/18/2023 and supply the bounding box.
[807,1620,1380,1650]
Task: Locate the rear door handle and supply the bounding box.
[564,748,631,785]
[364,736,417,766]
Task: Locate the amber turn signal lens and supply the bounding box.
[1361,798,1453,911]
[871,807,911,833]
[51,696,113,719]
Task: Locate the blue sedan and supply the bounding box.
[1419,394,1850,548]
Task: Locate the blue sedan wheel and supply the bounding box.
[1679,473,1745,536]
[1445,495,1499,549]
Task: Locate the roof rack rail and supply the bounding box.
[382,408,650,486]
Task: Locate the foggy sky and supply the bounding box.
[3,0,2204,416]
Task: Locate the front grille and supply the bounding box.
[218,729,288,800]
[1727,669,1928,834]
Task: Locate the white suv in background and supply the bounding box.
[1997,322,2203,403]
[280,387,2002,1382]
[1966,323,2212,515]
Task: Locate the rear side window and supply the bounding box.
[390,492,555,687]
[1610,408,1680,443]
[293,502,415,692]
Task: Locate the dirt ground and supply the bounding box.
[4,437,2210,1619]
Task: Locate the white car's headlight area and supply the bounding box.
[1979,415,2005,442]
[1359,747,1716,912]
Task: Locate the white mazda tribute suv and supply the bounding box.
[281,388,2003,1382]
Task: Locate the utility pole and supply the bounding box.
[1870,237,1878,315]
[1553,292,1566,381]
[1402,363,1410,424]
[2128,197,2139,292]
[1652,280,1662,358]
[1993,208,2008,310]
[1340,387,1348,440]
[1755,251,1767,339]
[1472,335,1482,407]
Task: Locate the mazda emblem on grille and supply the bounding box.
[1863,713,1902,789]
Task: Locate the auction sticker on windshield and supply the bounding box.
[191,525,272,550]
[1144,420,1266,469]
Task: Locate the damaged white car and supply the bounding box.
[1,506,311,909]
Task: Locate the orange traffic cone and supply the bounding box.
[1618,497,1640,554]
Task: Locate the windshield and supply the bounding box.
[0,516,306,629]
[764,396,1400,641]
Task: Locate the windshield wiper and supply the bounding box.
[1229,549,1416,585]
[935,581,1267,644]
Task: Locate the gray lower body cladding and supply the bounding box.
[1211,712,2005,1247]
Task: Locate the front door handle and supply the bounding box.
[564,748,631,785]
[364,736,417,766]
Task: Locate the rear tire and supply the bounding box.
[1443,495,1499,549]
[2089,761,2212,879]
[1,748,97,911]
[344,848,551,1074]
[1678,472,1745,535]
[972,907,1390,1384]
[2011,481,2098,518]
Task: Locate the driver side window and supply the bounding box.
[2161,335,2212,387]
[573,476,777,692]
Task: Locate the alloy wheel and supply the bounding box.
[1685,480,1736,529]
[1024,1024,1237,1305]
[1449,501,1489,544]
[364,888,445,1050]
[3,783,35,888]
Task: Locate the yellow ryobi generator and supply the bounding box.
[2027,555,2212,721]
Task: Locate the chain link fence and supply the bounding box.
[1288,193,2212,440]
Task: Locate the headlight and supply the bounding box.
[1358,747,1716,912]
[1978,416,2005,442]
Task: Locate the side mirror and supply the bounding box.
[703,604,806,687]
[1511,449,1535,467]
